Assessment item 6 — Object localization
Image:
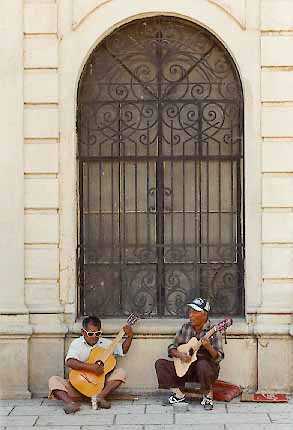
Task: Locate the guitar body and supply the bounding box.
[69,346,117,397]
[68,313,139,398]
[173,318,233,378]
[174,337,201,377]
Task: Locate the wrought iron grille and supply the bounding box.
[77,16,244,318]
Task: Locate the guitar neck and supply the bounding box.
[200,326,217,344]
[100,329,125,361]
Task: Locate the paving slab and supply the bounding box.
[175,412,271,425]
[41,399,63,406]
[227,403,293,413]
[11,406,64,415]
[269,413,293,424]
[146,404,174,414]
[107,400,137,406]
[77,404,145,415]
[186,402,227,412]
[0,399,42,407]
[145,426,225,430]
[43,398,136,407]
[5,427,78,430]
[0,406,13,415]
[135,398,167,404]
[82,426,143,430]
[133,393,167,402]
[0,395,292,429]
[36,414,114,426]
[116,412,174,425]
[226,425,293,430]
[0,416,38,426]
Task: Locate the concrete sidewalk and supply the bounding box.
[0,394,292,429]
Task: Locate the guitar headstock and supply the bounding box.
[216,318,233,333]
[126,313,139,327]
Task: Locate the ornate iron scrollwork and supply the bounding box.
[77,16,244,318]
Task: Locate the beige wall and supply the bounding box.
[260,0,293,315]
[0,0,26,314]
[24,0,60,314]
[0,0,292,398]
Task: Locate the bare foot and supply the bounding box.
[63,401,80,414]
[96,396,111,409]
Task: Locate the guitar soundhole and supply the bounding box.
[188,349,194,356]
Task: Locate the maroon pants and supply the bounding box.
[155,358,219,392]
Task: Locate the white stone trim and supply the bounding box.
[58,0,262,318]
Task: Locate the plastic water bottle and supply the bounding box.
[91,395,98,410]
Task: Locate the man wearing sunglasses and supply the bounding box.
[48,315,133,414]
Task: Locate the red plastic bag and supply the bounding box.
[212,379,242,401]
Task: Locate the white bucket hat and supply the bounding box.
[187,297,210,313]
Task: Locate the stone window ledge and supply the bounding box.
[69,317,293,337]
[70,317,250,336]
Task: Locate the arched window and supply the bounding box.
[77,16,244,318]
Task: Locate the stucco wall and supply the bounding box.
[0,0,292,398]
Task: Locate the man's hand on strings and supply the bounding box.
[92,361,104,375]
[123,325,133,338]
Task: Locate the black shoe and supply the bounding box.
[201,395,213,410]
[168,394,186,405]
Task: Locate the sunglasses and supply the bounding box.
[82,328,102,337]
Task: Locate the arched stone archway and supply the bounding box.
[77,16,244,318]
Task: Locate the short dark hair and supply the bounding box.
[82,316,101,330]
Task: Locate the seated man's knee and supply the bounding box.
[48,375,61,386]
[110,367,127,383]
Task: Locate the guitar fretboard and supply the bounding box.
[99,329,125,362]
[98,314,138,362]
[200,325,217,344]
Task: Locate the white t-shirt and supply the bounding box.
[65,336,124,364]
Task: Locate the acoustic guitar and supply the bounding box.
[69,313,139,397]
[174,318,233,377]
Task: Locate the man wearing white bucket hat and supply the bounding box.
[155,297,224,410]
